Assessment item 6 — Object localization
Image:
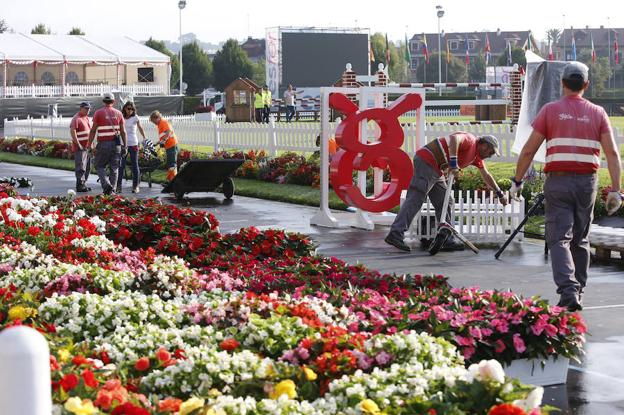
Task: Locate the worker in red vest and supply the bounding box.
[512,61,623,311]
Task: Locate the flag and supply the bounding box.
[507,40,512,65]
[484,33,491,65]
[369,40,375,62]
[422,33,429,64]
[465,34,470,65]
[548,42,554,60]
[615,35,620,65]
[404,34,411,64]
[591,32,596,63]
[571,36,577,60]
[385,33,391,65]
[446,39,451,63]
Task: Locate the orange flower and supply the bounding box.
[219,338,240,352]
[156,347,171,363]
[488,403,527,415]
[134,357,150,371]
[158,397,183,413]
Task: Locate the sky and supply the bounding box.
[1,0,622,45]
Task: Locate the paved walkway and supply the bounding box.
[3,162,624,414]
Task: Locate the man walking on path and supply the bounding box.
[283,84,298,122]
[511,61,623,312]
[385,132,507,252]
[87,92,127,195]
[70,101,92,192]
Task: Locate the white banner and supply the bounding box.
[266,28,280,98]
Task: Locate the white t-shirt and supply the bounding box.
[124,115,140,146]
[284,90,296,106]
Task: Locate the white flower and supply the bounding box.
[469,360,505,384]
[513,386,544,410]
[67,189,76,199]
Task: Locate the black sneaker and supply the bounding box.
[557,296,583,312]
[384,235,411,252]
[76,185,90,193]
[103,185,114,195]
[441,237,465,251]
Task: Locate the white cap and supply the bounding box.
[102,92,115,102]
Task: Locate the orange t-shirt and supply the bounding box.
[328,138,338,155]
[157,119,178,149]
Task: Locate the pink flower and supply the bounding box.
[494,339,506,353]
[491,318,509,333]
[513,334,526,354]
[462,346,475,360]
[455,335,474,347]
[544,324,558,337]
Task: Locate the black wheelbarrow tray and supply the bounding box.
[161,159,244,200]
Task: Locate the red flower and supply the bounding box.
[72,354,91,366]
[27,226,41,236]
[219,338,240,352]
[488,403,527,415]
[158,398,182,413]
[134,357,150,371]
[155,347,171,363]
[81,369,99,388]
[59,373,79,392]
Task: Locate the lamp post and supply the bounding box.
[178,0,186,95]
[436,5,444,95]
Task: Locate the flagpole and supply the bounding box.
[607,18,611,91]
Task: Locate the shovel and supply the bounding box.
[428,173,479,255]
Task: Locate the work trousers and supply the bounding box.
[74,148,91,186]
[95,141,121,191]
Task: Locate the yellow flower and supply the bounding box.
[8,305,36,321]
[204,408,227,415]
[57,348,71,363]
[208,388,222,397]
[64,397,98,415]
[22,292,33,302]
[269,379,297,400]
[179,397,205,415]
[360,399,381,414]
[303,366,317,381]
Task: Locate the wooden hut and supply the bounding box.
[224,78,260,122]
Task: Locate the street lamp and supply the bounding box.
[178,0,187,95]
[436,5,444,95]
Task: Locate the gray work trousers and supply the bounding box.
[74,148,91,185]
[388,155,453,240]
[544,174,597,298]
[94,141,121,191]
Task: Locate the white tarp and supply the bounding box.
[512,51,569,162]
[0,34,169,64]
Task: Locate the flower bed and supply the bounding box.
[0,189,580,414]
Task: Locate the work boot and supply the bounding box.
[557,295,583,312]
[441,236,465,251]
[384,235,411,252]
[103,184,115,196]
[132,186,140,194]
[76,184,90,193]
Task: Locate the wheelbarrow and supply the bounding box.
[161,159,245,201]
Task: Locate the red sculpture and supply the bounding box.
[329,93,422,213]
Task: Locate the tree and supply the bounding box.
[496,46,526,67]
[144,37,180,91]
[31,23,51,34]
[468,53,486,82]
[546,28,561,45]
[577,50,612,97]
[0,19,9,33]
[181,41,212,95]
[251,58,265,87]
[68,27,85,35]
[369,32,387,75]
[416,52,467,83]
[212,39,254,91]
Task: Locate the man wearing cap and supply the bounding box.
[386,132,507,252]
[511,61,622,312]
[70,102,92,192]
[87,92,127,195]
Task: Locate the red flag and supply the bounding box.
[484,33,491,65]
[548,42,554,60]
[422,34,429,64]
[615,36,620,65]
[591,33,596,63]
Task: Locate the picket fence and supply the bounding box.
[404,191,525,244]
[4,117,622,166]
[0,83,165,98]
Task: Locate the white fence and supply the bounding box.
[0,83,165,98]
[4,117,622,165]
[404,191,525,244]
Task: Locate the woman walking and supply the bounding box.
[117,101,147,193]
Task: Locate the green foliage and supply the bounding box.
[144,37,180,91]
[181,41,213,95]
[469,53,486,82]
[496,46,526,67]
[212,39,255,91]
[546,28,561,45]
[251,58,266,87]
[416,52,468,83]
[31,23,51,34]
[581,53,612,98]
[68,27,84,35]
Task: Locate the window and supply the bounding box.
[41,71,55,85]
[14,71,29,86]
[65,71,79,84]
[468,40,476,50]
[449,40,459,50]
[137,67,154,82]
[232,90,248,105]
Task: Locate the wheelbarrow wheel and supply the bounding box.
[222,177,235,199]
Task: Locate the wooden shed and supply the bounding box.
[224,78,260,122]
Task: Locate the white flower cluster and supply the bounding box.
[71,235,116,250]
[0,241,59,272]
[203,395,323,415]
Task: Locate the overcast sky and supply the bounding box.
[2,0,622,45]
